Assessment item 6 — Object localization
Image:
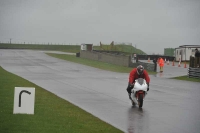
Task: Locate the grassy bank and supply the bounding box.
[0,67,122,133]
[46,53,156,74]
[171,75,200,82]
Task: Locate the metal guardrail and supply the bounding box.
[188,67,200,78]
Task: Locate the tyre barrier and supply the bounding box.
[188,67,200,78]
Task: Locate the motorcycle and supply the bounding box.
[130,78,148,108]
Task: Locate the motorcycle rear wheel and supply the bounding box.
[138,94,143,108]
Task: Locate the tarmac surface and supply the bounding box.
[0,49,200,133]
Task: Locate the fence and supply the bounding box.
[188,67,200,78]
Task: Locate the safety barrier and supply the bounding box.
[189,56,200,68]
[80,51,156,72]
[188,67,200,78]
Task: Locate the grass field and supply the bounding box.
[0,66,123,133]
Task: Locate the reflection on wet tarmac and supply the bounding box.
[127,106,149,133]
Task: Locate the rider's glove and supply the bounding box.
[129,83,134,88]
[147,83,149,91]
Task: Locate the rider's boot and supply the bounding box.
[128,93,132,100]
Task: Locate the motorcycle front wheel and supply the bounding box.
[138,94,143,108]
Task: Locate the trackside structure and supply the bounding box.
[174,45,200,61]
[80,50,156,72]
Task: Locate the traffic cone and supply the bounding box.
[172,60,175,66]
[184,62,187,68]
[178,61,181,67]
[148,57,150,62]
[167,60,169,65]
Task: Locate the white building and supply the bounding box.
[81,43,93,51]
[175,45,200,61]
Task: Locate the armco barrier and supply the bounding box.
[188,67,200,78]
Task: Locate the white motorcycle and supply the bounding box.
[131,78,148,108]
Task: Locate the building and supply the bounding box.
[81,43,93,51]
[175,45,200,61]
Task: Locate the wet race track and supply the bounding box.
[0,50,200,133]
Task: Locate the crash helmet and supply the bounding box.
[137,65,144,75]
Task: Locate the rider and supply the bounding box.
[126,65,150,100]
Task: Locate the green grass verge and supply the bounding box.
[171,75,200,82]
[0,66,123,133]
[46,53,156,74]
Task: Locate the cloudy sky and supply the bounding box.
[0,0,200,54]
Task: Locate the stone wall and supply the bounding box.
[80,50,156,71]
[80,51,130,67]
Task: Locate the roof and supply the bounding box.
[81,43,93,45]
[178,45,200,48]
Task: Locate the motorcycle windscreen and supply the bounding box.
[137,78,144,85]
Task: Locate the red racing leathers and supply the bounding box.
[126,68,150,94]
[129,68,150,84]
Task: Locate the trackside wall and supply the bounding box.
[80,51,156,72]
[80,51,130,67]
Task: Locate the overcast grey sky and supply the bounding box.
[0,0,200,54]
